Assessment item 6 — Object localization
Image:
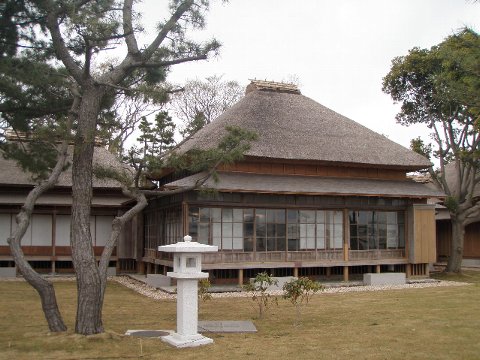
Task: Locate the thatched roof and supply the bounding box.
[166,171,444,198]
[175,82,431,171]
[0,145,131,189]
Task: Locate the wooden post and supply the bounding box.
[376,264,381,273]
[406,264,412,278]
[343,266,349,282]
[137,261,145,275]
[425,264,429,277]
[238,269,244,286]
[293,267,299,278]
[326,267,331,278]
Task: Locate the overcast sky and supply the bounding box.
[137,0,480,150]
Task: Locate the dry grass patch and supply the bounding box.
[0,273,479,360]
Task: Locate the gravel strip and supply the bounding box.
[111,276,471,300]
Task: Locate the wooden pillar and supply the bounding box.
[326,267,331,278]
[376,264,381,273]
[293,267,299,278]
[343,266,349,282]
[51,260,56,275]
[238,269,244,286]
[425,264,429,277]
[137,261,145,275]
[406,264,412,278]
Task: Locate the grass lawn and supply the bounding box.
[0,272,479,360]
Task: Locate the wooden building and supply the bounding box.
[0,142,141,275]
[142,80,443,284]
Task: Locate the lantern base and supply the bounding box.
[161,332,213,348]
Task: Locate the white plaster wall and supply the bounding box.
[0,214,12,245]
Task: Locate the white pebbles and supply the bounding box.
[112,276,470,300]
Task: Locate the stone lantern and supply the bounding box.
[158,235,218,348]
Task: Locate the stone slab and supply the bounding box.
[125,329,172,338]
[197,320,257,333]
[363,272,406,286]
[0,267,16,278]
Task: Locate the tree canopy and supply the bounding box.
[383,28,480,272]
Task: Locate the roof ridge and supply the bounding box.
[246,79,301,94]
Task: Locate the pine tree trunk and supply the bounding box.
[9,234,67,332]
[446,217,465,273]
[7,139,70,332]
[71,88,104,335]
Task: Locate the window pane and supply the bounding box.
[287,210,298,222]
[350,237,358,250]
[316,210,325,223]
[397,211,405,224]
[350,225,357,238]
[222,223,232,237]
[398,226,405,248]
[223,237,233,250]
[306,224,315,238]
[288,238,298,251]
[267,223,275,237]
[317,236,325,249]
[213,237,221,247]
[244,237,253,252]
[333,211,343,223]
[222,208,233,222]
[256,238,266,251]
[198,223,209,244]
[199,208,210,222]
[233,208,243,222]
[233,237,243,250]
[276,238,286,251]
[358,236,368,250]
[275,209,285,223]
[307,238,316,249]
[212,223,221,238]
[387,212,397,224]
[256,209,266,223]
[276,224,286,237]
[267,210,275,223]
[300,224,307,238]
[378,224,387,237]
[288,224,299,239]
[377,212,387,223]
[244,223,254,237]
[256,223,266,237]
[267,238,275,251]
[244,209,254,222]
[300,210,315,223]
[233,223,243,237]
[379,237,387,249]
[300,238,307,249]
[211,208,221,222]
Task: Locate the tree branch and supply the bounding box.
[141,0,194,61]
[38,0,85,84]
[122,0,139,56]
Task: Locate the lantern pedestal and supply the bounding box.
[158,236,218,348]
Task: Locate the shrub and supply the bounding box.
[243,272,278,319]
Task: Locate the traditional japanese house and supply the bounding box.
[143,80,444,284]
[0,137,141,276]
